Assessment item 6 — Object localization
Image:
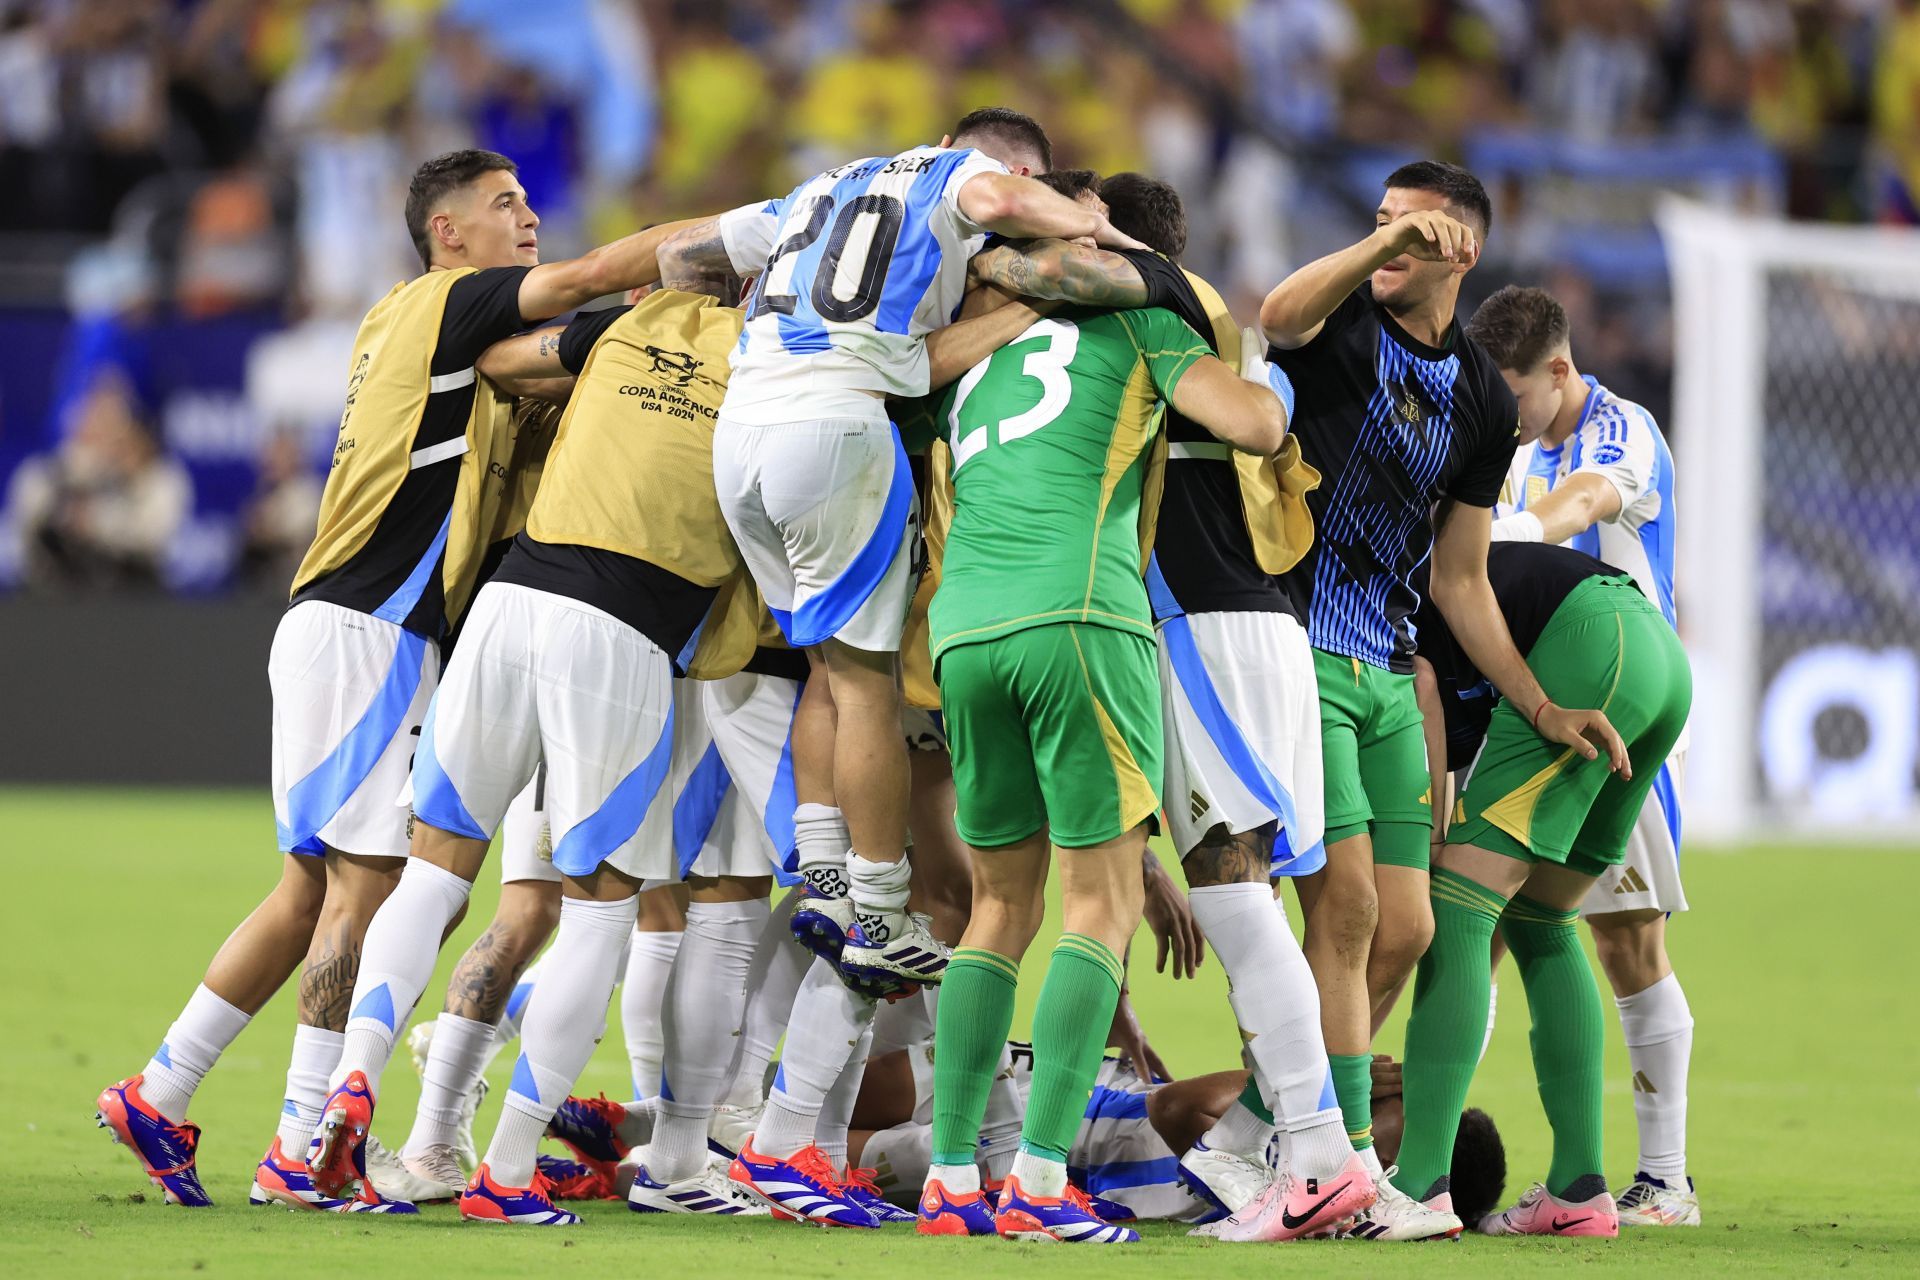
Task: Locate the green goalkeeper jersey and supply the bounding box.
[926,306,1211,664]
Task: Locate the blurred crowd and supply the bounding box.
[2,0,1917,592]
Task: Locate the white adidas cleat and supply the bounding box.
[1344,1167,1463,1241]
[1615,1174,1700,1227]
[362,1135,461,1203]
[628,1159,772,1216]
[1179,1140,1273,1231]
[709,1101,762,1160]
[840,910,950,987]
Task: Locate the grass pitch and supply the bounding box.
[1,787,1914,1276]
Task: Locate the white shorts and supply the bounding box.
[1582,752,1688,916]
[1157,610,1325,876]
[410,582,676,881]
[712,412,921,653]
[901,706,948,753]
[271,599,439,860]
[702,671,805,883]
[662,678,779,881]
[499,771,559,885]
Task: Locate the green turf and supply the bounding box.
[1,786,1914,1276]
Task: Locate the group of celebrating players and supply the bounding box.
[94,105,1701,1245]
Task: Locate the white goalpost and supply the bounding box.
[1659,198,1920,843]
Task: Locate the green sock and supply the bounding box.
[1502,895,1606,1199]
[1398,867,1507,1198]
[930,947,1020,1166]
[1021,934,1124,1161]
[1328,1053,1375,1152]
[1235,1071,1274,1124]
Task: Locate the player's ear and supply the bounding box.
[432,212,460,255]
[938,133,953,149]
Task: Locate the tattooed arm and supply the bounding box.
[968,239,1151,310]
[476,325,573,398]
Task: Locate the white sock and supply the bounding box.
[1200,1097,1273,1161]
[1481,981,1498,1063]
[403,1013,494,1157]
[753,957,876,1157]
[1190,883,1348,1180]
[816,1022,873,1176]
[649,898,768,1181]
[621,929,681,1099]
[794,804,850,897]
[1617,972,1692,1183]
[483,894,637,1187]
[871,986,933,1053]
[979,1047,1023,1181]
[725,891,809,1109]
[1010,1148,1067,1198]
[927,1161,979,1195]
[847,851,910,939]
[1359,1144,1385,1179]
[616,1095,658,1150]
[276,1024,344,1153]
[142,984,251,1122]
[331,859,473,1097]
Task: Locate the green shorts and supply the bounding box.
[939,623,1163,849]
[1450,576,1692,873]
[1315,648,1432,869]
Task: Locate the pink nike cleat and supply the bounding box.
[1209,1152,1376,1242]
[1478,1183,1619,1237]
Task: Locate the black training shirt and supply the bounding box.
[1272,284,1518,673]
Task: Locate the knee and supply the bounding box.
[1587,911,1668,992]
[1312,867,1380,951]
[320,856,404,922]
[495,893,562,954]
[277,856,329,921]
[970,887,1044,949]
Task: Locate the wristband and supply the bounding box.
[1531,698,1553,732]
[1491,510,1544,543]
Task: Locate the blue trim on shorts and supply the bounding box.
[1085,1084,1150,1122]
[277,627,432,855]
[1277,838,1327,879]
[1071,1156,1181,1200]
[764,681,805,886]
[785,429,911,648]
[672,741,732,879]
[408,691,490,842]
[372,512,452,628]
[1161,614,1307,870]
[1651,760,1681,862]
[551,697,677,878]
[1144,553,1183,623]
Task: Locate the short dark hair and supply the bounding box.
[1465,285,1571,373]
[1384,159,1493,237]
[952,106,1053,174]
[1100,172,1186,259]
[405,149,518,269]
[1449,1108,1507,1226]
[1038,168,1101,201]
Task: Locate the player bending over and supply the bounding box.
[1466,285,1699,1227]
[1397,541,1691,1237]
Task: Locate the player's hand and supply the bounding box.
[1107,991,1172,1082]
[1374,210,1476,264]
[1370,1053,1403,1101]
[1142,853,1205,979]
[1535,702,1632,778]
[1091,215,1149,253]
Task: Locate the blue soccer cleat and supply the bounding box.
[547,1093,631,1172]
[459,1164,581,1226]
[914,1176,998,1236]
[994,1174,1139,1244]
[841,1165,915,1224]
[250,1136,418,1213]
[94,1075,213,1207]
[305,1070,374,1197]
[728,1138,875,1228]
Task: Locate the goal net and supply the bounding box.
[1659,199,1920,842]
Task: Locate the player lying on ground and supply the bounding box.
[1397,539,1691,1238]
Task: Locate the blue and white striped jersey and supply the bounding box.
[1495,376,1676,626]
[713,146,1008,424]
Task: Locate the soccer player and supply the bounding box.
[660,107,1144,996]
[1465,285,1698,1227]
[95,149,698,1212]
[971,173,1357,1235]
[1259,160,1627,1240]
[913,289,1296,1244]
[1394,541,1692,1237]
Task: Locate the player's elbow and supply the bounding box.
[1240,394,1287,456]
[962,174,1024,229]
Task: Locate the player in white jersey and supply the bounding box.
[1466,285,1699,1227]
[658,108,1146,996]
